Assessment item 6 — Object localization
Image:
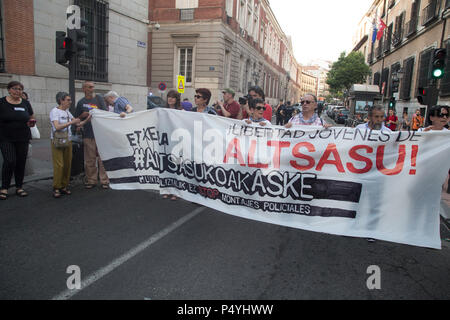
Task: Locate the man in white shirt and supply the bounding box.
[356,105,392,133]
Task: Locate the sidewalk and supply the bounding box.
[26,139,54,183]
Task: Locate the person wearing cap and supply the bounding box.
[215,88,241,119]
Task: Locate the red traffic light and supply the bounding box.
[418,88,426,95]
[434,49,446,60]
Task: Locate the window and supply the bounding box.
[0,0,5,73]
[393,12,405,47]
[74,0,109,82]
[225,0,233,17]
[400,57,415,100]
[389,62,401,97]
[406,1,420,37]
[179,47,193,84]
[416,48,433,92]
[422,0,438,26]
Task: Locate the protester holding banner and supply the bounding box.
[50,92,81,198]
[165,90,182,110]
[355,105,392,132]
[192,88,217,115]
[104,91,134,118]
[418,105,449,132]
[285,94,330,128]
[243,98,272,126]
[75,82,110,190]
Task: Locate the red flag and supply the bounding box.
[376,19,387,40]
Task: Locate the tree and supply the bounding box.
[326,51,371,94]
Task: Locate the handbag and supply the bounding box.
[30,125,40,139]
[53,130,70,148]
[52,110,71,148]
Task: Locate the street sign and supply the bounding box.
[158,82,167,92]
[177,75,185,94]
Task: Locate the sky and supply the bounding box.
[270,0,374,65]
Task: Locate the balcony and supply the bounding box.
[376,44,382,58]
[422,0,439,26]
[392,29,403,47]
[405,18,418,37]
[383,36,391,53]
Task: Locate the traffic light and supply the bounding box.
[417,87,428,105]
[55,31,71,66]
[392,78,400,93]
[389,97,396,109]
[67,17,88,57]
[430,48,446,79]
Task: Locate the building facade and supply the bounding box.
[0,0,150,137]
[148,0,302,106]
[353,0,450,117]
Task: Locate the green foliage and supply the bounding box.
[326,51,371,93]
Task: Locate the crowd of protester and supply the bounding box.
[0,80,448,201]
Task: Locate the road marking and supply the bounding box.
[52,206,206,300]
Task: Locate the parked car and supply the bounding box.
[336,109,350,124]
[147,95,165,109]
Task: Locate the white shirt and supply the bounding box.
[243,118,272,126]
[50,107,74,139]
[418,127,448,132]
[355,122,392,133]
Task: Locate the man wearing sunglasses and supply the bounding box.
[285,94,331,129]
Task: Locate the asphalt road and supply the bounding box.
[0,178,449,300]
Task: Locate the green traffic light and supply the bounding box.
[433,69,443,78]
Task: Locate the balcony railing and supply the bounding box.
[376,44,382,58]
[392,28,403,47]
[383,35,391,53]
[405,18,418,37]
[422,0,439,26]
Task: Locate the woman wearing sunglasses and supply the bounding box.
[285,94,331,129]
[418,105,449,132]
[191,88,217,115]
[243,99,271,126]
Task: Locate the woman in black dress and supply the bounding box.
[0,81,35,200]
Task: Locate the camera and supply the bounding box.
[239,95,252,106]
[154,23,160,30]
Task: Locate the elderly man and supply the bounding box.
[74,81,110,189]
[104,91,134,118]
[285,93,331,129]
[356,105,392,133]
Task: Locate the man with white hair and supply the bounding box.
[104,91,134,118]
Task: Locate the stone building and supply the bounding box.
[148,0,302,106]
[0,0,150,138]
[353,0,450,117]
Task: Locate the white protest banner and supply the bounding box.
[91,108,450,249]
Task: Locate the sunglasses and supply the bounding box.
[194,95,204,99]
[437,112,449,118]
[251,106,266,111]
[300,100,313,105]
